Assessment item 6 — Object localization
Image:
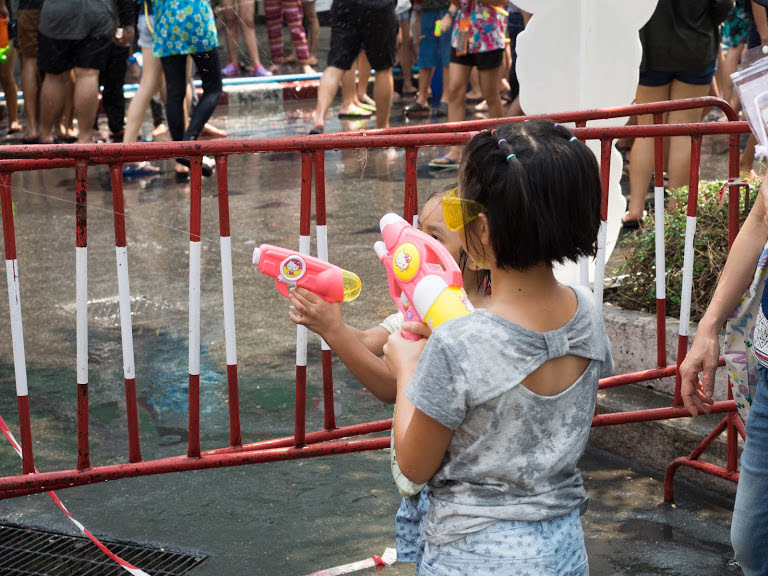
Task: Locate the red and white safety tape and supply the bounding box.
[304,548,397,576]
[0,414,151,576]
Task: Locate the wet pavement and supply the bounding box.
[0,98,742,575]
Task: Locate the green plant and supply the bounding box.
[607,178,760,322]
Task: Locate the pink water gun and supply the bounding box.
[252,244,361,302]
[374,213,474,340]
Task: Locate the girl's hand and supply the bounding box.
[288,287,344,337]
[679,328,720,417]
[383,330,427,390]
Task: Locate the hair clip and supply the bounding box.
[553,123,559,128]
[497,138,507,147]
[570,136,578,142]
[506,153,516,162]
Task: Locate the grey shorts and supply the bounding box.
[137,14,154,49]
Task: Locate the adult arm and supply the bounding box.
[384,329,453,485]
[0,0,7,20]
[288,287,398,403]
[680,180,768,415]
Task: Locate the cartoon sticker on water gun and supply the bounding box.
[253,244,361,302]
[374,213,473,340]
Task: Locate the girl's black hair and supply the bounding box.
[459,119,602,271]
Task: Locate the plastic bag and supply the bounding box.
[732,46,768,159]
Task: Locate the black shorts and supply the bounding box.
[37,32,112,75]
[450,47,504,71]
[328,0,398,71]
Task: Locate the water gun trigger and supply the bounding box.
[275,278,293,298]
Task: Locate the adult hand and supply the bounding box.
[679,330,720,416]
[383,330,427,389]
[288,286,344,337]
[0,5,8,21]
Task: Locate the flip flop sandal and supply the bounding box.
[358,102,376,113]
[403,101,431,117]
[176,156,215,177]
[338,107,373,119]
[428,156,459,169]
[123,162,161,177]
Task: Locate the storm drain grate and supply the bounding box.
[0,523,206,575]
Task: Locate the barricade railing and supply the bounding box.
[0,98,750,502]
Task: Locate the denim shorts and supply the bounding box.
[418,9,451,70]
[639,63,717,87]
[731,365,768,575]
[395,489,430,566]
[420,508,588,576]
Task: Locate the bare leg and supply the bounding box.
[373,68,393,129]
[466,67,482,100]
[478,66,503,118]
[302,1,320,66]
[414,66,434,108]
[237,0,264,70]
[627,83,671,221]
[38,71,68,142]
[357,51,373,105]
[667,80,714,190]
[313,66,345,132]
[439,62,471,162]
[0,47,21,132]
[73,67,101,143]
[60,71,76,139]
[219,0,241,70]
[20,56,40,139]
[124,46,165,143]
[399,16,415,94]
[340,68,359,114]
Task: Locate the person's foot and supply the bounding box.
[268,64,282,75]
[200,123,227,139]
[250,64,273,77]
[7,122,22,135]
[176,155,215,177]
[222,62,240,77]
[338,104,373,119]
[123,161,161,177]
[312,111,325,134]
[401,84,417,97]
[436,101,448,117]
[301,64,316,75]
[309,56,319,67]
[151,123,169,140]
[284,52,298,64]
[428,155,460,169]
[403,101,431,117]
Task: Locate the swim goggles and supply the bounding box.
[442,187,486,231]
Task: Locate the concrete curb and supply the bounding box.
[594,303,738,497]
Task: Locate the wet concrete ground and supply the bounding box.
[0,98,742,574]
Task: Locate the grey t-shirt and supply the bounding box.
[39,0,116,40]
[405,284,613,545]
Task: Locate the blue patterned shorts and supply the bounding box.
[395,489,430,565]
[419,508,588,576]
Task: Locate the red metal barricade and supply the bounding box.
[0,97,750,502]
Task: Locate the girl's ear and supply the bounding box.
[476,213,492,247]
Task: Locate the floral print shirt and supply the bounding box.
[152,0,219,58]
[450,0,507,55]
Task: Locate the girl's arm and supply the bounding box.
[289,287,397,403]
[385,330,453,485]
[680,180,768,416]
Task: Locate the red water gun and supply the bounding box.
[374,213,473,340]
[252,244,361,302]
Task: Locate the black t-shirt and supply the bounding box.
[18,0,45,10]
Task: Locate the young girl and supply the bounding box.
[384,120,613,575]
[287,190,490,569]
